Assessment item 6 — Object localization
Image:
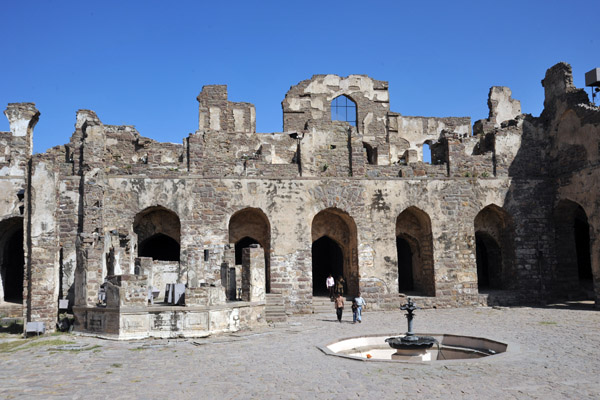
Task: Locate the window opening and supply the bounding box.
[331,95,357,126]
[423,143,432,164]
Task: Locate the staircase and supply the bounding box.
[312,296,335,314]
[265,293,287,323]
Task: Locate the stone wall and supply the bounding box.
[2,62,600,336]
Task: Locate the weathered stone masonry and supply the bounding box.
[0,62,598,337]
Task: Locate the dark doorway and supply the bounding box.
[312,236,343,296]
[475,232,502,290]
[574,212,592,285]
[2,227,24,302]
[235,236,260,266]
[139,233,180,261]
[396,237,414,292]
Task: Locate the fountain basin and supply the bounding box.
[320,333,507,362]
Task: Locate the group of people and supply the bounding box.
[326,274,366,324]
[325,274,345,299]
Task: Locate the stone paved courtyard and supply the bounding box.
[0,303,599,399]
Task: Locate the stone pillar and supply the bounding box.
[74,111,106,310]
[241,245,265,302]
[24,156,60,330]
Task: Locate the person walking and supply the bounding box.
[334,293,344,323]
[351,300,358,323]
[335,275,345,296]
[326,274,335,300]
[354,292,366,323]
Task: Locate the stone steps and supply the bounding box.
[265,293,287,323]
[312,296,338,314]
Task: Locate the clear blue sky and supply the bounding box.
[0,0,598,154]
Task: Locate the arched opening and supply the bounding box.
[134,207,181,262]
[554,200,594,298]
[228,208,271,293]
[139,233,180,261]
[396,236,414,292]
[0,217,24,303]
[312,236,344,296]
[331,95,357,126]
[395,207,435,296]
[312,208,359,297]
[474,205,513,291]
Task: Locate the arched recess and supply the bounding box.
[396,207,435,296]
[312,208,359,296]
[331,95,357,126]
[228,208,271,293]
[133,207,181,262]
[553,200,594,297]
[474,204,514,291]
[0,217,24,303]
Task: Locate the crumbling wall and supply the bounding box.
[197,85,255,134]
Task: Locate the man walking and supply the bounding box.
[326,274,335,300]
[354,292,366,323]
[334,293,344,323]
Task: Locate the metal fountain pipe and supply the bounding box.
[400,298,418,336]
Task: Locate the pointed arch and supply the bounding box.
[228,207,271,292]
[395,207,435,296]
[553,199,593,297]
[311,208,359,296]
[474,204,514,290]
[133,206,181,262]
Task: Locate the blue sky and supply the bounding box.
[0,0,598,153]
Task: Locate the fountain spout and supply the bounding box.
[385,298,437,360]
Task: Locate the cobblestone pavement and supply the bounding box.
[0,303,599,399]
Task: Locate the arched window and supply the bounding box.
[331,95,357,126]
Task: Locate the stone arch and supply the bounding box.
[311,208,359,296]
[396,207,435,296]
[228,208,271,293]
[0,217,24,303]
[474,204,514,290]
[133,206,181,262]
[330,94,357,126]
[553,199,594,297]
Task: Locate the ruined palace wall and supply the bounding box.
[97,172,549,312]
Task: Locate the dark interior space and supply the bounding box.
[138,233,180,261]
[2,227,24,302]
[574,214,592,282]
[312,236,343,296]
[396,236,414,292]
[235,236,260,266]
[476,232,502,290]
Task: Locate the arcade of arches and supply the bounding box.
[228,208,271,293]
[311,208,359,297]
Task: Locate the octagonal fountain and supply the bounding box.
[320,298,508,363]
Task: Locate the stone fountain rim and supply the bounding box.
[318,332,517,364]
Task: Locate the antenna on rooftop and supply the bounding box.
[585,68,600,106]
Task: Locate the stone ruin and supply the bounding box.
[0,62,598,338]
